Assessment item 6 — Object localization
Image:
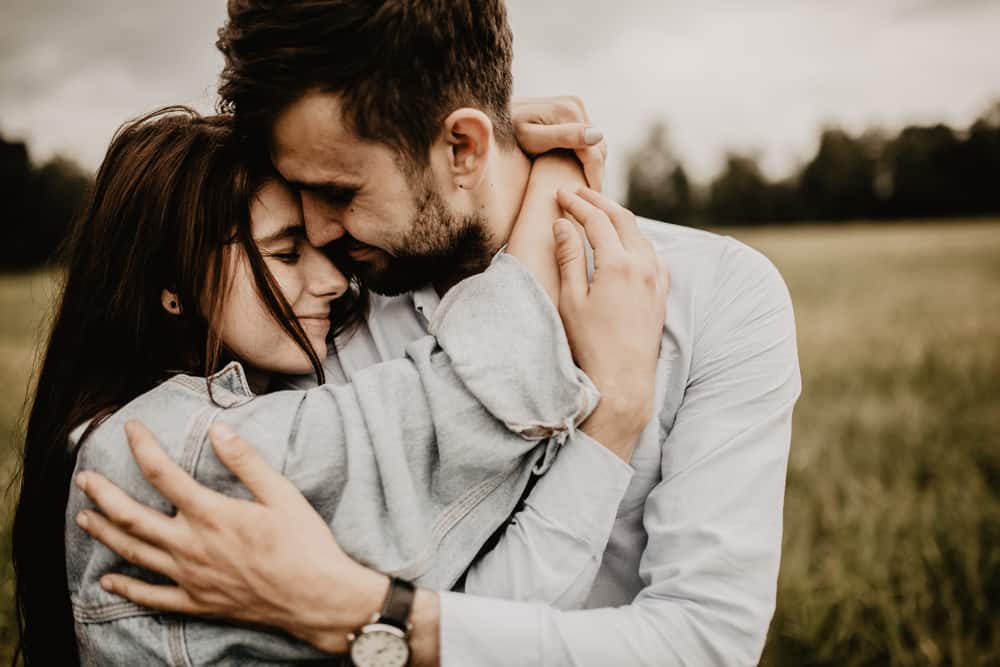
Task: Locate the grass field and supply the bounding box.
[2,221,998,665]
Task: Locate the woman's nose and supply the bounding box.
[304,246,350,299]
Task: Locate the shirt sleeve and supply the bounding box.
[459,430,634,609]
[438,239,801,667]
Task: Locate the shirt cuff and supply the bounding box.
[524,430,634,551]
[439,592,543,667]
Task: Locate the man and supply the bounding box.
[77,1,800,664]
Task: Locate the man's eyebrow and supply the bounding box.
[254,223,305,245]
[288,179,360,196]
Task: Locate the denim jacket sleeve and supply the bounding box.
[66,253,601,665]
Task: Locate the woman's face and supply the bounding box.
[217,179,348,385]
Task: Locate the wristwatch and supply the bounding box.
[348,577,415,667]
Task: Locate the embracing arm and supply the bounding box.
[437,241,801,666]
[459,184,668,608]
[86,238,794,667]
[75,188,669,663]
[67,253,597,663]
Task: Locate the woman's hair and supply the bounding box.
[10,106,366,665]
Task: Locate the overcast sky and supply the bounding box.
[2,0,998,199]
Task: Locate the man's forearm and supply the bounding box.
[408,590,442,667]
[294,572,441,666]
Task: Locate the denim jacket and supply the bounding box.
[66,254,600,665]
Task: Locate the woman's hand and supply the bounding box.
[511,96,608,191]
[553,188,669,461]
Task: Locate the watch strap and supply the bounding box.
[379,577,415,632]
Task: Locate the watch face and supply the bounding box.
[350,625,410,667]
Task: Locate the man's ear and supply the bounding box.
[442,108,493,191]
[161,288,182,316]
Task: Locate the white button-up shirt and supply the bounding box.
[324,219,800,666]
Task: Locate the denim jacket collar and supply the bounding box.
[168,361,255,408]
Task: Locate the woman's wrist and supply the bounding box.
[507,152,588,305]
[580,393,652,462]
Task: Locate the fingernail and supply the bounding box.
[124,420,138,438]
[100,576,114,592]
[75,472,89,491]
[210,422,237,442]
[553,219,573,242]
[76,512,89,529]
[583,128,604,146]
[556,188,571,200]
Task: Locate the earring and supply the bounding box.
[170,300,178,309]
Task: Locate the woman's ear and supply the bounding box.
[442,108,493,191]
[161,289,182,316]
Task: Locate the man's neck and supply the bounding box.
[430,146,532,296]
[479,146,532,254]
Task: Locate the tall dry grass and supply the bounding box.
[743,222,1000,666]
[0,267,60,664]
[1,221,998,665]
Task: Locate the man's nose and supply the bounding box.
[306,220,346,248]
[301,193,346,247]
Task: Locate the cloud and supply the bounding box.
[510,0,1000,194]
[2,0,998,200]
[1,0,225,167]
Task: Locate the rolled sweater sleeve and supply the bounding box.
[201,253,601,587]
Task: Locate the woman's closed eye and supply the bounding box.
[269,248,302,264]
[257,225,308,264]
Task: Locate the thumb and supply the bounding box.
[554,218,587,307]
[209,422,299,507]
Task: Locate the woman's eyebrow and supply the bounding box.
[254,224,306,245]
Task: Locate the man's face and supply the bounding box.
[270,90,493,295]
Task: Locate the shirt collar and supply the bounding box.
[390,244,509,324]
[411,284,441,323]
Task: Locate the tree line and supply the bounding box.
[0,135,91,269]
[627,101,1000,225]
[3,102,999,270]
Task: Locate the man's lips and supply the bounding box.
[347,243,377,260]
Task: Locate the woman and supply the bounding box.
[12,108,665,665]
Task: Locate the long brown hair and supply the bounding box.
[11,107,365,665]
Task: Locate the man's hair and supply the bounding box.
[217,0,515,165]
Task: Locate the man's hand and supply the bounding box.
[512,96,608,191]
[73,420,442,658]
[552,188,669,461]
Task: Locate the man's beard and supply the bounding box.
[340,184,496,297]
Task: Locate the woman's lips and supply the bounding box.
[298,316,331,334]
